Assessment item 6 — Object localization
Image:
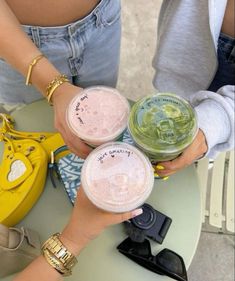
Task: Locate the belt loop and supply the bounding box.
[94,8,102,28]
[68,24,73,37]
[30,27,41,48]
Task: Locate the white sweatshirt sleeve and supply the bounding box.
[190,85,234,159]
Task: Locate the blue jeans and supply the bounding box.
[0,0,121,104]
[208,33,235,91]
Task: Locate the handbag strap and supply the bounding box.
[49,145,69,188]
[53,145,69,156]
[0,113,54,142]
[0,135,15,152]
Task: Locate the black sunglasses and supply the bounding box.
[117,237,188,281]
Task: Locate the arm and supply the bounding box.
[13,187,142,281]
[155,85,235,176]
[191,85,234,158]
[0,0,91,158]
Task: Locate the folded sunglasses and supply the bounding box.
[117,237,188,281]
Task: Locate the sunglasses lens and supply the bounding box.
[156,249,188,281]
[117,237,152,257]
[117,239,188,281]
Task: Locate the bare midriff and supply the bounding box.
[6,0,101,26]
[221,0,235,38]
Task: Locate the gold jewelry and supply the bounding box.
[43,249,69,276]
[46,74,69,105]
[25,54,44,86]
[41,233,78,276]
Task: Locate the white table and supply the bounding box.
[1,100,202,281]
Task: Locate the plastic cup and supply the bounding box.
[128,93,198,163]
[66,86,130,147]
[81,142,154,213]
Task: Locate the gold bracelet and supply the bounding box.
[43,249,71,276]
[46,74,69,105]
[25,54,44,86]
[42,233,78,276]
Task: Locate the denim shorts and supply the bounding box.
[208,33,235,91]
[0,0,121,104]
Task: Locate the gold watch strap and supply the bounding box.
[42,233,77,276]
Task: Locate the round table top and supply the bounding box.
[1,100,202,281]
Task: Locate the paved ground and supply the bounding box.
[118,1,234,281]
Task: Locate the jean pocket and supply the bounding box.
[227,47,235,64]
[218,38,235,63]
[100,0,121,27]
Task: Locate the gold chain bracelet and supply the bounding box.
[46,74,69,105]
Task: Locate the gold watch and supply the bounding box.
[41,233,78,276]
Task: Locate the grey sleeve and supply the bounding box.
[190,85,234,159]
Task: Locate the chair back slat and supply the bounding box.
[197,158,209,223]
[209,152,226,228]
[226,151,234,232]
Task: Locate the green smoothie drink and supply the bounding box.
[128,93,198,163]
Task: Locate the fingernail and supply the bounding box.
[154,172,160,177]
[132,208,143,218]
[156,165,165,170]
[163,176,169,181]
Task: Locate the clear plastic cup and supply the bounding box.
[128,93,198,163]
[66,86,130,147]
[81,142,154,213]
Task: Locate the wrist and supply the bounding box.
[52,82,83,105]
[60,226,91,256]
[41,233,78,277]
[28,57,61,94]
[45,75,70,105]
[51,82,72,103]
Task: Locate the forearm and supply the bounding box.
[0,0,61,96]
[13,256,63,281]
[13,230,87,281]
[13,187,139,281]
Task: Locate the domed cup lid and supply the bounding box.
[81,142,154,213]
[67,86,130,146]
[128,93,198,156]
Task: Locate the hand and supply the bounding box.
[154,129,208,177]
[52,82,92,158]
[60,187,143,256]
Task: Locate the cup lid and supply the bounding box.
[81,142,154,213]
[128,93,198,154]
[66,86,130,145]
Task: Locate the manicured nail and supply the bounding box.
[156,165,165,170]
[163,176,169,181]
[154,172,160,177]
[132,208,143,218]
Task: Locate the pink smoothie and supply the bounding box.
[81,142,154,213]
[67,86,130,146]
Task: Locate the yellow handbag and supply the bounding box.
[0,113,65,227]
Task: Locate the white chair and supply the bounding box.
[196,150,234,234]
